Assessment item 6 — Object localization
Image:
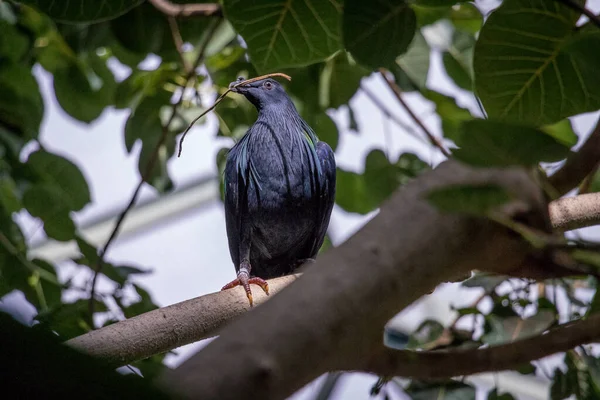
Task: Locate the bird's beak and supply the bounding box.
[229,78,249,93]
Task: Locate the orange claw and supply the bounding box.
[221,274,269,307]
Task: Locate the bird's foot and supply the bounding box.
[221,263,269,307]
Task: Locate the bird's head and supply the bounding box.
[229,77,292,110]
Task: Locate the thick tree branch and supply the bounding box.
[549,117,600,196]
[157,161,547,400]
[148,0,222,17]
[68,275,298,366]
[365,314,600,379]
[550,193,600,232]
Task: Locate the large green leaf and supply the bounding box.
[336,150,429,214]
[474,0,600,125]
[27,150,91,211]
[0,19,29,62]
[421,90,472,138]
[223,0,342,72]
[19,0,144,24]
[393,31,430,92]
[320,53,368,109]
[443,30,474,91]
[450,119,571,167]
[343,0,416,69]
[53,54,117,123]
[22,184,77,242]
[0,63,44,138]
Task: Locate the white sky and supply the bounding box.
[3,3,600,399]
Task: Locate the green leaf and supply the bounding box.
[114,64,178,110]
[450,119,571,167]
[0,63,44,138]
[407,320,448,350]
[487,389,516,400]
[22,184,76,242]
[426,184,512,216]
[449,2,482,34]
[306,112,339,152]
[27,150,91,211]
[321,54,369,109]
[0,19,29,62]
[421,90,472,138]
[109,2,165,55]
[32,259,62,309]
[35,299,106,339]
[541,118,578,148]
[0,176,21,214]
[394,31,430,92]
[19,0,144,23]
[406,381,476,400]
[53,55,116,123]
[481,310,554,345]
[223,0,342,72]
[474,0,600,125]
[443,30,474,91]
[462,272,508,291]
[343,0,416,69]
[336,151,429,214]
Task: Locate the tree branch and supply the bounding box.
[365,314,600,379]
[378,69,451,157]
[68,275,298,366]
[157,161,547,400]
[549,117,600,197]
[550,193,600,232]
[148,0,222,17]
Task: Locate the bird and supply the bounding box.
[220,76,336,306]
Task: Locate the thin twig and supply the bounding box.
[378,69,451,157]
[177,72,292,157]
[148,0,222,17]
[87,19,223,326]
[555,0,600,29]
[166,16,191,74]
[360,85,428,145]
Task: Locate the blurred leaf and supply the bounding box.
[27,150,91,211]
[443,30,474,91]
[322,54,369,109]
[421,90,472,138]
[32,259,62,309]
[122,283,158,318]
[413,5,450,27]
[449,3,482,34]
[110,2,165,55]
[336,151,429,214]
[393,31,430,92]
[131,353,167,381]
[450,120,571,167]
[307,112,338,152]
[462,272,508,291]
[406,381,476,400]
[0,63,44,138]
[223,0,342,72]
[481,310,554,345]
[114,63,178,110]
[551,352,600,400]
[53,54,116,123]
[407,320,453,350]
[22,184,76,241]
[0,249,36,305]
[36,299,105,339]
[0,176,21,214]
[0,19,29,61]
[474,0,600,125]
[427,184,512,216]
[487,389,516,400]
[344,0,416,69]
[541,118,578,148]
[19,0,144,23]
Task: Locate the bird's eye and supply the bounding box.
[264,81,273,90]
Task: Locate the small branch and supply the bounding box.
[555,0,600,29]
[365,314,600,379]
[360,85,428,145]
[549,117,600,197]
[166,16,191,74]
[87,18,222,325]
[148,0,222,17]
[378,68,451,157]
[549,193,600,232]
[68,275,298,366]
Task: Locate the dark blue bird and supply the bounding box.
[221,77,336,306]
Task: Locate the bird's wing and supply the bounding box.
[309,138,336,257]
[223,132,259,269]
